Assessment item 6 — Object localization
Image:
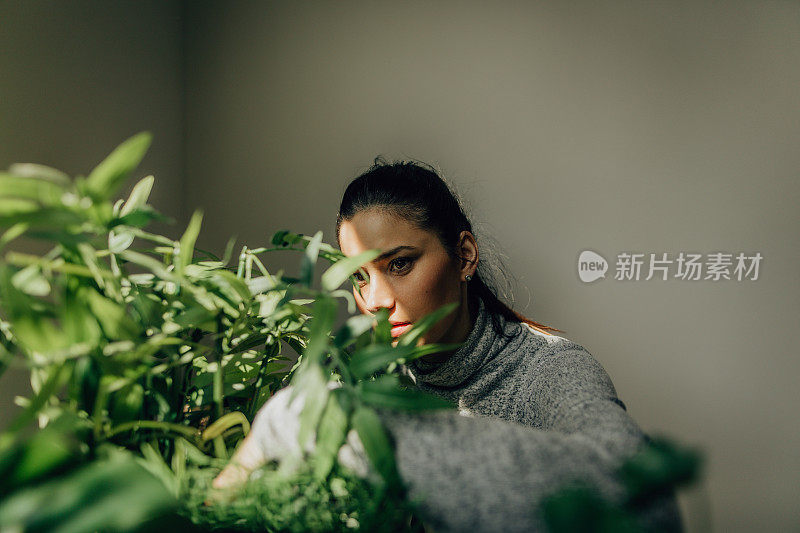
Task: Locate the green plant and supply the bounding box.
[0,132,455,532]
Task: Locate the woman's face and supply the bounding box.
[338,208,475,347]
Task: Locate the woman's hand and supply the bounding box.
[209,383,371,498]
[211,386,305,492]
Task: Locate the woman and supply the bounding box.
[335,160,577,422]
[213,160,682,531]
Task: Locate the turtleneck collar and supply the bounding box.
[408,298,521,388]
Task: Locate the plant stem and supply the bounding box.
[105,420,200,441]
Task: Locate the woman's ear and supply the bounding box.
[457,231,479,279]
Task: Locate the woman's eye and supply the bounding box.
[389,257,414,273]
[352,258,414,289]
[353,272,367,286]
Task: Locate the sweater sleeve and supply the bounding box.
[374,345,683,532]
[527,346,644,457]
[378,407,681,532]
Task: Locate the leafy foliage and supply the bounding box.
[0,133,455,532]
[0,133,702,532]
[182,460,423,532]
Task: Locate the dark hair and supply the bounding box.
[335,158,563,338]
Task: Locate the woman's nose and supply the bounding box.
[364,276,394,313]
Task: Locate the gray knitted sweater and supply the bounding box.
[381,298,682,531]
[250,299,682,531]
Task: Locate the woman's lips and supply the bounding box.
[390,323,412,337]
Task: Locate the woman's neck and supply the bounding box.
[417,296,479,364]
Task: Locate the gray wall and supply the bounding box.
[1,1,798,530]
[183,2,799,531]
[0,1,184,425]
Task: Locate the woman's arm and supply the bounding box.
[213,357,681,532]
[376,406,681,532]
[384,344,680,532]
[382,345,680,531]
[527,346,644,456]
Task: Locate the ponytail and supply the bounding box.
[470,272,563,337]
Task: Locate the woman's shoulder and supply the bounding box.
[518,322,588,355]
[516,323,620,399]
[521,322,566,342]
[514,322,614,385]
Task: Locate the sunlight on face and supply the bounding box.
[337,208,465,347]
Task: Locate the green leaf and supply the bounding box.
[61,289,102,347]
[11,265,51,296]
[373,308,391,344]
[0,223,29,252]
[0,198,39,217]
[220,235,237,267]
[172,305,216,330]
[171,438,187,482]
[228,331,270,354]
[0,365,70,450]
[313,389,349,480]
[108,383,144,424]
[321,249,380,292]
[176,210,202,278]
[11,315,68,356]
[352,406,399,487]
[299,230,323,286]
[350,342,463,380]
[85,290,139,340]
[271,229,303,247]
[0,174,66,205]
[542,485,640,533]
[0,264,35,314]
[86,132,152,200]
[0,420,82,494]
[333,314,375,349]
[120,175,154,216]
[129,292,162,327]
[397,301,459,347]
[0,205,85,229]
[271,229,289,246]
[358,375,454,411]
[0,451,177,533]
[619,436,702,500]
[114,206,167,228]
[69,356,100,414]
[302,296,337,365]
[350,344,416,380]
[77,242,108,290]
[293,364,329,452]
[138,442,179,497]
[120,250,173,280]
[108,229,135,253]
[7,163,70,184]
[213,269,252,302]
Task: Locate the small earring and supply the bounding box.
[464,274,473,282]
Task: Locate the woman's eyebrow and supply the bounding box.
[374,245,417,262]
